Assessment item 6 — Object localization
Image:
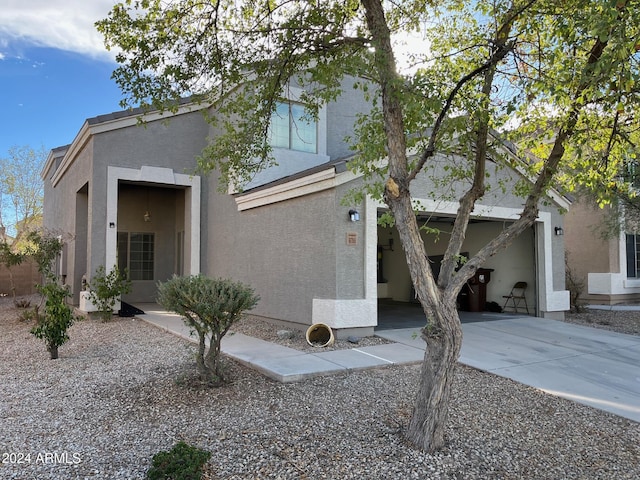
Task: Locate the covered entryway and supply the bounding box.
[117,183,189,302]
[105,165,201,303]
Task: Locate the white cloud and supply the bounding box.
[0,0,117,59]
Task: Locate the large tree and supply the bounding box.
[98,0,640,451]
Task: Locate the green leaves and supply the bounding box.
[87,265,132,322]
[157,275,259,384]
[31,281,79,359]
[158,275,259,329]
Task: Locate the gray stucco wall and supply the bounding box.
[325,78,374,161]
[42,139,95,301]
[206,175,344,325]
[88,110,210,285]
[44,109,210,304]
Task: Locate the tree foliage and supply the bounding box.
[98,0,640,451]
[157,275,259,386]
[27,231,81,360]
[0,145,46,241]
[87,265,132,321]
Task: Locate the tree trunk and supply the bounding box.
[386,182,463,452]
[405,301,462,451]
[195,331,207,380]
[49,344,59,360]
[203,332,224,386]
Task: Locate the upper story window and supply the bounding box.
[268,101,317,154]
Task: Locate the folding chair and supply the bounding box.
[502,281,529,314]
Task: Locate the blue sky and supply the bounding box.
[0,1,124,158]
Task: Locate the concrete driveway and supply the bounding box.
[376,316,640,422]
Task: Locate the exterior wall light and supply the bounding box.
[348,209,360,222]
[555,226,564,236]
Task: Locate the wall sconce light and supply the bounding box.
[554,226,564,236]
[109,222,115,229]
[348,209,360,222]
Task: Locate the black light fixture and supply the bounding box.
[348,209,360,222]
[554,226,564,236]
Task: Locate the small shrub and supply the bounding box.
[27,231,81,359]
[14,298,32,308]
[87,265,132,321]
[565,255,586,313]
[146,441,211,480]
[157,275,259,386]
[31,282,81,359]
[18,306,38,323]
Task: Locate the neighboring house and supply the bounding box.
[42,81,569,337]
[564,196,640,305]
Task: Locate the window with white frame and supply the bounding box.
[268,101,317,153]
[117,232,155,280]
[626,234,640,278]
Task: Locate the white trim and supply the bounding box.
[311,196,380,329]
[106,166,201,275]
[235,167,359,211]
[50,102,203,188]
[370,197,569,314]
[536,213,570,312]
[587,232,640,296]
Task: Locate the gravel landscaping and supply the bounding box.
[1,295,639,479]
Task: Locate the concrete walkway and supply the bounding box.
[136,304,640,423]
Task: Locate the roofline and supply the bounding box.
[235,141,571,212]
[48,100,206,187]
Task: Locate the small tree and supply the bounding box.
[157,275,259,386]
[87,265,132,321]
[26,231,81,359]
[99,0,640,451]
[31,281,78,359]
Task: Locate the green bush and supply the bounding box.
[87,265,132,321]
[31,281,80,359]
[157,275,259,386]
[26,231,81,359]
[146,441,211,480]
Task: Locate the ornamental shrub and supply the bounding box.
[26,231,81,359]
[31,281,80,359]
[157,275,259,386]
[146,441,211,480]
[87,265,132,321]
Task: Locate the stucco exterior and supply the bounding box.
[42,82,569,336]
[564,197,640,305]
[42,106,209,304]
